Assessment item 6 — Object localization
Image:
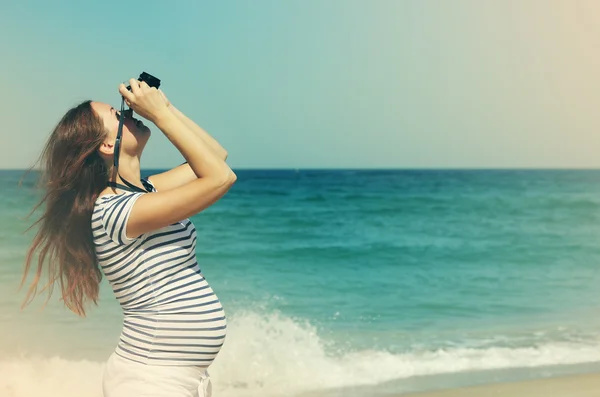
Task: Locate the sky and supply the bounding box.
[1,0,600,169]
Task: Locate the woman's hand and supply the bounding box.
[158,89,172,109]
[118,78,170,124]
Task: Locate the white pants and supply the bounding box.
[103,352,212,397]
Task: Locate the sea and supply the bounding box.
[3,169,600,397]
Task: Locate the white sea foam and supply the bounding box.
[3,311,600,397]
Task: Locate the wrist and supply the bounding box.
[152,108,176,126]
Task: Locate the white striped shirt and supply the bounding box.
[91,178,226,366]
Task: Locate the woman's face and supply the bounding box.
[91,101,151,160]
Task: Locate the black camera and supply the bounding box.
[126,72,161,91]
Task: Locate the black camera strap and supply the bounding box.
[110,95,152,194]
[110,73,161,194]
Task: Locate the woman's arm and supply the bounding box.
[168,102,228,161]
[147,91,230,191]
[121,79,236,239]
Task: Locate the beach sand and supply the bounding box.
[400,372,600,397]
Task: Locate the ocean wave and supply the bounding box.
[3,311,600,397]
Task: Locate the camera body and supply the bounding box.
[126,72,161,91]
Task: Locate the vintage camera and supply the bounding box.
[126,72,161,91]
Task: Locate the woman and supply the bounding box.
[20,78,236,397]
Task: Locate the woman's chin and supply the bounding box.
[137,124,151,135]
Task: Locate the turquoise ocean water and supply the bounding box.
[3,169,600,396]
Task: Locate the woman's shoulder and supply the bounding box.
[94,191,141,212]
[95,177,155,205]
[96,188,118,202]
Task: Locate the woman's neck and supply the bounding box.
[108,156,145,191]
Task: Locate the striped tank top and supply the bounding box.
[91,177,226,366]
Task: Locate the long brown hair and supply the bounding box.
[20,100,110,316]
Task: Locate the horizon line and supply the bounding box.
[4,166,600,172]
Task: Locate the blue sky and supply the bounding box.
[2,1,600,169]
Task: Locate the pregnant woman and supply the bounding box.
[21,78,236,396]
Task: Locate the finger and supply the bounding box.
[119,83,134,103]
[139,80,150,92]
[129,78,141,96]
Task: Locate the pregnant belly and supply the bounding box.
[118,293,227,366]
